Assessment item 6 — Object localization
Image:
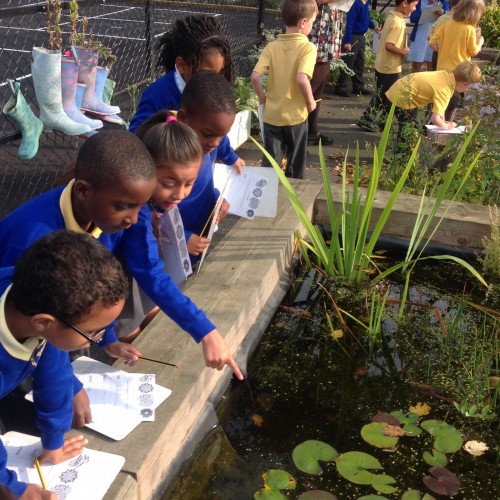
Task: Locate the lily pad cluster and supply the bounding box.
[254,405,477,499]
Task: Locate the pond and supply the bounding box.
[163,259,499,499]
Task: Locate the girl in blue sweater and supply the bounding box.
[128,15,244,173]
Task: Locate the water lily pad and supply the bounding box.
[423,467,461,496]
[254,490,287,500]
[421,420,463,453]
[261,469,296,490]
[361,422,399,449]
[371,412,400,426]
[356,496,390,499]
[292,440,338,475]
[371,474,398,494]
[423,449,448,467]
[400,490,435,500]
[336,451,383,485]
[390,411,419,425]
[403,423,422,436]
[298,491,338,499]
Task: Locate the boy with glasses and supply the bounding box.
[0,230,128,498]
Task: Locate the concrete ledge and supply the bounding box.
[313,184,491,250]
[76,179,323,499]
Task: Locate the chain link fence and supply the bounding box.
[0,0,282,218]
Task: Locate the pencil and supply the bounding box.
[138,355,179,368]
[33,453,47,490]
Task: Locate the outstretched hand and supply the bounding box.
[104,341,141,366]
[201,329,244,380]
[21,484,57,499]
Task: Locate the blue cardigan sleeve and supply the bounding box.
[216,135,238,166]
[32,343,74,450]
[0,442,26,497]
[117,206,216,342]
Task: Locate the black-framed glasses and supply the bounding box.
[61,319,106,345]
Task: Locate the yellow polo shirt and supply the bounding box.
[254,33,317,126]
[386,70,456,116]
[429,20,479,72]
[375,11,407,74]
[59,179,102,238]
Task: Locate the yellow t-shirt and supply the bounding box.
[253,33,317,126]
[385,70,456,116]
[427,11,452,41]
[59,179,102,238]
[375,11,407,74]
[429,20,479,71]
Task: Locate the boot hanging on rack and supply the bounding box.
[3,80,43,160]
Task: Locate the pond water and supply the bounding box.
[164,261,499,499]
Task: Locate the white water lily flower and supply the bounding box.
[463,440,489,456]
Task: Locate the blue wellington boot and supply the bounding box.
[3,81,43,160]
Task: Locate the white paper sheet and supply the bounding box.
[2,431,124,499]
[330,0,355,13]
[425,124,467,134]
[26,357,172,440]
[419,5,443,24]
[213,164,278,218]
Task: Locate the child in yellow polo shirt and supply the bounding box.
[251,0,318,179]
[386,61,482,139]
[357,0,418,132]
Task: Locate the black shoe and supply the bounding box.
[357,119,380,133]
[308,133,333,146]
[353,88,372,96]
[334,88,351,97]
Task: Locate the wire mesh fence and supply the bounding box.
[0,0,282,219]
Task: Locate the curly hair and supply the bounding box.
[181,72,236,119]
[75,130,156,191]
[136,111,203,166]
[155,14,235,85]
[10,231,128,323]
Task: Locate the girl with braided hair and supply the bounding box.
[129,15,244,173]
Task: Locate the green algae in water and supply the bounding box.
[164,268,499,499]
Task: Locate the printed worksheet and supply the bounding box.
[213,164,278,219]
[2,431,124,499]
[426,124,467,134]
[330,0,355,13]
[27,357,172,440]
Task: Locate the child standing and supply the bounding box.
[307,0,343,145]
[357,0,419,132]
[335,0,380,97]
[251,0,318,179]
[128,14,244,174]
[428,0,484,120]
[0,230,128,498]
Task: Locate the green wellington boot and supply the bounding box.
[3,81,43,160]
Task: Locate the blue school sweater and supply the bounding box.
[343,0,375,44]
[0,269,76,496]
[0,185,215,343]
[128,70,239,167]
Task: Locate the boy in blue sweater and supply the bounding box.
[335,0,380,97]
[0,231,128,498]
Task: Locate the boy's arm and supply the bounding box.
[430,112,456,130]
[296,73,317,113]
[251,71,266,105]
[385,42,409,56]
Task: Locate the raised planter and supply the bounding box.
[227,109,252,150]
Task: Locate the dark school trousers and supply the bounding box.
[336,33,368,92]
[308,61,331,137]
[361,70,401,125]
[262,120,308,179]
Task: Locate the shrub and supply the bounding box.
[480,6,500,49]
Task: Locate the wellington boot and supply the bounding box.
[75,48,120,115]
[3,81,43,160]
[31,47,91,136]
[61,58,103,130]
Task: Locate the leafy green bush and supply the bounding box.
[480,6,500,49]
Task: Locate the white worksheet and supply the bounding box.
[1,431,124,499]
[213,164,278,219]
[426,124,467,134]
